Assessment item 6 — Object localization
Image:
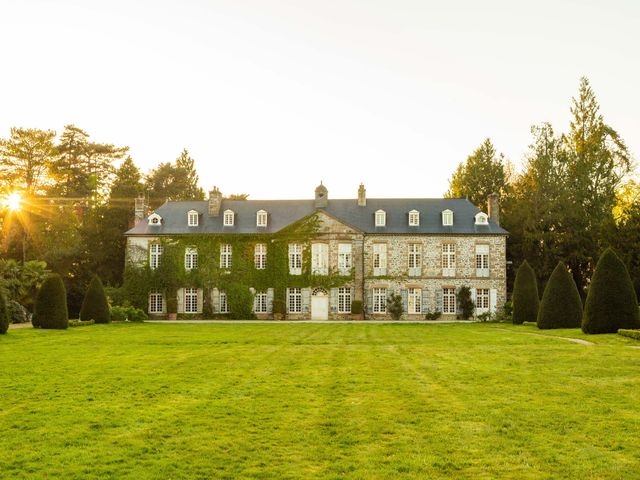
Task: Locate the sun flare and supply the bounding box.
[4,192,22,211]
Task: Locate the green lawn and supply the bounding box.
[1,323,640,479]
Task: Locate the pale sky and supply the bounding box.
[1,0,639,200]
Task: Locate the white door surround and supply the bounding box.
[311,288,329,320]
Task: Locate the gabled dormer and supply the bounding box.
[148,212,162,226]
[441,209,453,226]
[475,212,489,225]
[408,209,419,226]
[256,209,267,227]
[187,209,199,227]
[375,209,386,227]
[223,209,235,227]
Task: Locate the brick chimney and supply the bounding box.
[488,193,500,226]
[208,186,222,217]
[134,195,148,224]
[357,183,366,207]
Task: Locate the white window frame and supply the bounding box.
[289,244,302,275]
[148,290,164,314]
[442,209,454,226]
[254,243,267,270]
[475,212,489,225]
[187,210,199,227]
[375,210,386,227]
[149,244,163,270]
[311,243,329,275]
[408,288,421,314]
[408,243,421,273]
[219,291,229,313]
[184,288,198,313]
[148,213,162,226]
[408,210,420,226]
[443,287,456,314]
[256,210,268,227]
[373,288,387,313]
[184,246,198,271]
[442,243,456,276]
[373,243,387,276]
[475,244,490,277]
[338,243,352,275]
[223,209,235,226]
[288,288,302,313]
[338,287,351,313]
[220,244,232,269]
[476,288,490,311]
[254,291,268,313]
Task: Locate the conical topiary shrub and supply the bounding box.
[0,290,9,334]
[33,274,68,329]
[582,248,640,334]
[512,260,539,325]
[537,262,582,329]
[80,275,111,324]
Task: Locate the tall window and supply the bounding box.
[373,243,387,275]
[373,288,387,313]
[223,209,235,226]
[149,290,164,314]
[256,210,268,227]
[185,288,198,313]
[220,244,232,269]
[184,247,198,271]
[289,244,302,275]
[443,288,456,314]
[311,243,329,275]
[254,291,267,313]
[288,288,302,313]
[475,244,490,277]
[408,210,420,226]
[338,243,352,275]
[442,243,456,276]
[149,244,163,270]
[476,288,490,310]
[408,244,421,270]
[375,210,386,227]
[442,210,453,226]
[408,288,421,314]
[254,243,267,269]
[187,210,199,226]
[338,287,351,313]
[219,291,229,313]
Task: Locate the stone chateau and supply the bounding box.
[124,184,508,320]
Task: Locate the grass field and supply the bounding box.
[1,322,640,479]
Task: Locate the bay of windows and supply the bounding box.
[475,244,490,277]
[254,291,268,313]
[289,244,302,275]
[442,243,456,276]
[288,288,302,313]
[408,288,421,314]
[408,243,421,274]
[254,243,267,269]
[443,287,456,314]
[311,243,329,275]
[220,244,232,269]
[338,287,351,313]
[149,290,164,314]
[184,288,198,313]
[373,243,387,276]
[476,288,490,310]
[184,247,198,271]
[338,243,352,275]
[220,291,229,313]
[149,244,163,270]
[373,287,387,313]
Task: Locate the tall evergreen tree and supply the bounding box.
[537,262,582,329]
[146,149,204,207]
[512,260,540,325]
[80,275,110,323]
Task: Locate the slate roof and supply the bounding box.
[125,197,508,236]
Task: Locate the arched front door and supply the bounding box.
[311,288,329,320]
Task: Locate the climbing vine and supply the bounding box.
[123,214,354,318]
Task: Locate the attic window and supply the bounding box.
[408,210,419,226]
[256,210,267,227]
[375,210,386,227]
[187,210,199,227]
[148,213,162,226]
[442,209,453,226]
[475,212,489,225]
[223,209,235,226]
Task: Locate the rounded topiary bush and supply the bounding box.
[33,274,68,329]
[80,275,111,324]
[512,260,539,325]
[537,262,582,329]
[0,290,10,334]
[582,248,640,334]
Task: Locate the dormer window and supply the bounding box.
[475,212,489,225]
[375,210,386,227]
[442,209,453,226]
[256,210,267,227]
[408,210,420,226]
[148,213,162,226]
[187,210,199,227]
[223,209,235,226]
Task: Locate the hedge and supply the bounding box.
[537,262,582,329]
[582,248,640,334]
[69,319,95,327]
[618,329,640,340]
[33,274,69,329]
[110,306,147,322]
[512,260,539,325]
[80,275,111,324]
[0,290,9,334]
